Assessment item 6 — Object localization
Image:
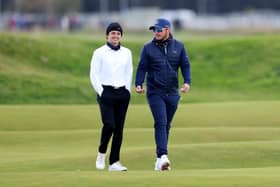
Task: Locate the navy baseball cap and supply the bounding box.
[149,18,171,32]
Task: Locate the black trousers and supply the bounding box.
[97,86,130,165]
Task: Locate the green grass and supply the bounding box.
[1,31,280,186]
[0,101,279,131]
[1,101,280,186]
[1,32,280,104]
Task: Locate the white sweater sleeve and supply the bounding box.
[125,50,133,92]
[89,51,103,96]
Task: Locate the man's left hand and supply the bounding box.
[180,83,190,93]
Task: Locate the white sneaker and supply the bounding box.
[154,158,161,171]
[108,161,127,171]
[160,155,171,171]
[96,152,106,170]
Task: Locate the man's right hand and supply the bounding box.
[135,85,145,94]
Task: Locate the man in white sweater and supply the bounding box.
[90,22,133,171]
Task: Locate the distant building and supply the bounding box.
[80,0,280,14]
[1,0,15,12]
[1,0,280,14]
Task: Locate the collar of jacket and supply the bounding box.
[152,33,173,46]
[106,42,121,51]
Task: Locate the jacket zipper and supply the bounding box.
[164,43,169,93]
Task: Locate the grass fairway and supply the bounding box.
[1,101,280,187]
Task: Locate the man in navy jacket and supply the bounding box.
[135,18,191,171]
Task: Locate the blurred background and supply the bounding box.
[1,0,280,32]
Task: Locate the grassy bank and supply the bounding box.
[0,32,280,104]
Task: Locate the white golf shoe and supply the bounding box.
[95,152,106,170]
[159,155,171,171]
[154,158,161,171]
[108,161,127,171]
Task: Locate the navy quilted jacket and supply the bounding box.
[135,36,191,95]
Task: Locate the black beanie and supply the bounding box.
[106,22,123,36]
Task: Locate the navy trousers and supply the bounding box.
[97,86,130,165]
[147,93,180,158]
